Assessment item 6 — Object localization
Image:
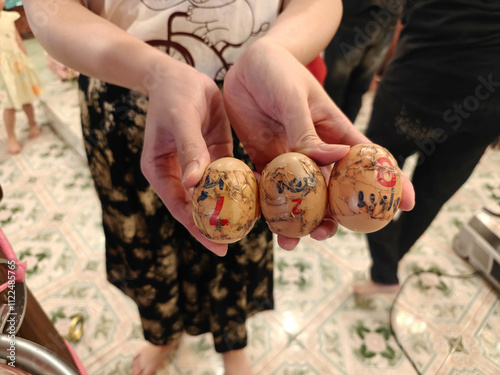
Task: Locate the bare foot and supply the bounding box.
[352,280,401,295]
[131,341,177,375]
[222,348,253,375]
[8,138,22,154]
[28,125,42,139]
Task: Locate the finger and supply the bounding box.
[171,121,212,188]
[160,189,229,256]
[304,143,351,167]
[399,172,415,211]
[193,234,228,256]
[161,185,229,256]
[314,99,370,147]
[277,235,300,251]
[284,104,327,154]
[172,88,231,188]
[266,225,300,251]
[310,217,338,241]
[141,153,229,256]
[282,93,352,166]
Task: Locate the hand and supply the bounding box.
[223,39,415,250]
[224,40,360,170]
[140,61,233,256]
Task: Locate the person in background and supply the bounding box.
[0,0,42,154]
[323,0,401,123]
[355,0,500,295]
[25,1,415,374]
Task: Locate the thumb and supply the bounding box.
[173,123,212,188]
[284,108,350,166]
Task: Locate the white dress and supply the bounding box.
[0,10,42,109]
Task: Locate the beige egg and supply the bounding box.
[328,143,402,233]
[259,152,327,238]
[192,157,259,244]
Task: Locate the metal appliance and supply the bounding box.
[453,204,500,292]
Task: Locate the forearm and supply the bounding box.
[23,0,179,95]
[263,0,343,64]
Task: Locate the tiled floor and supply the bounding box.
[1,39,499,375]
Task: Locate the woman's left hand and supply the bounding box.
[223,39,415,250]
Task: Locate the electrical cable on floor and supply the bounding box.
[388,270,481,375]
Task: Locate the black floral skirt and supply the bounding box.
[78,75,274,352]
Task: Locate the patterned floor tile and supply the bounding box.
[23,133,80,170]
[0,155,23,188]
[317,227,371,275]
[299,290,418,375]
[458,291,500,373]
[39,277,140,365]
[390,314,439,375]
[247,310,290,373]
[6,227,78,294]
[86,338,176,375]
[0,187,46,236]
[167,333,225,375]
[41,85,86,160]
[40,164,95,207]
[256,338,339,375]
[140,307,290,375]
[67,201,106,255]
[394,258,490,328]
[420,323,498,375]
[435,360,499,375]
[273,237,353,335]
[384,275,498,375]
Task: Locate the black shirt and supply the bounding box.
[343,0,401,13]
[382,0,500,98]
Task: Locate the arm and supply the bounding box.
[23,0,234,256]
[15,29,27,54]
[223,0,415,250]
[267,0,343,65]
[24,0,183,94]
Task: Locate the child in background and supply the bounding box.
[0,0,42,154]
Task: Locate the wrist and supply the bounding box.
[129,49,184,96]
[251,35,318,66]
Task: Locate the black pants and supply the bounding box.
[365,83,500,284]
[324,6,399,122]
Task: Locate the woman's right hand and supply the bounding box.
[22,0,235,255]
[141,61,234,256]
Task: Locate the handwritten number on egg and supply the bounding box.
[192,157,259,243]
[291,198,303,215]
[210,196,229,227]
[376,157,397,188]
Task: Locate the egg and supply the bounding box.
[328,143,402,233]
[192,157,259,244]
[259,152,327,238]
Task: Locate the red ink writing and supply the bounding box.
[210,196,229,226]
[376,157,397,188]
[291,198,303,215]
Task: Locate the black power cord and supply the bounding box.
[389,270,481,375]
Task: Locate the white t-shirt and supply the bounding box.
[83,0,282,80]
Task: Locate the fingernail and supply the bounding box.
[319,144,350,152]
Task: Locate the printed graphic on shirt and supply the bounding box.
[139,0,276,80]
